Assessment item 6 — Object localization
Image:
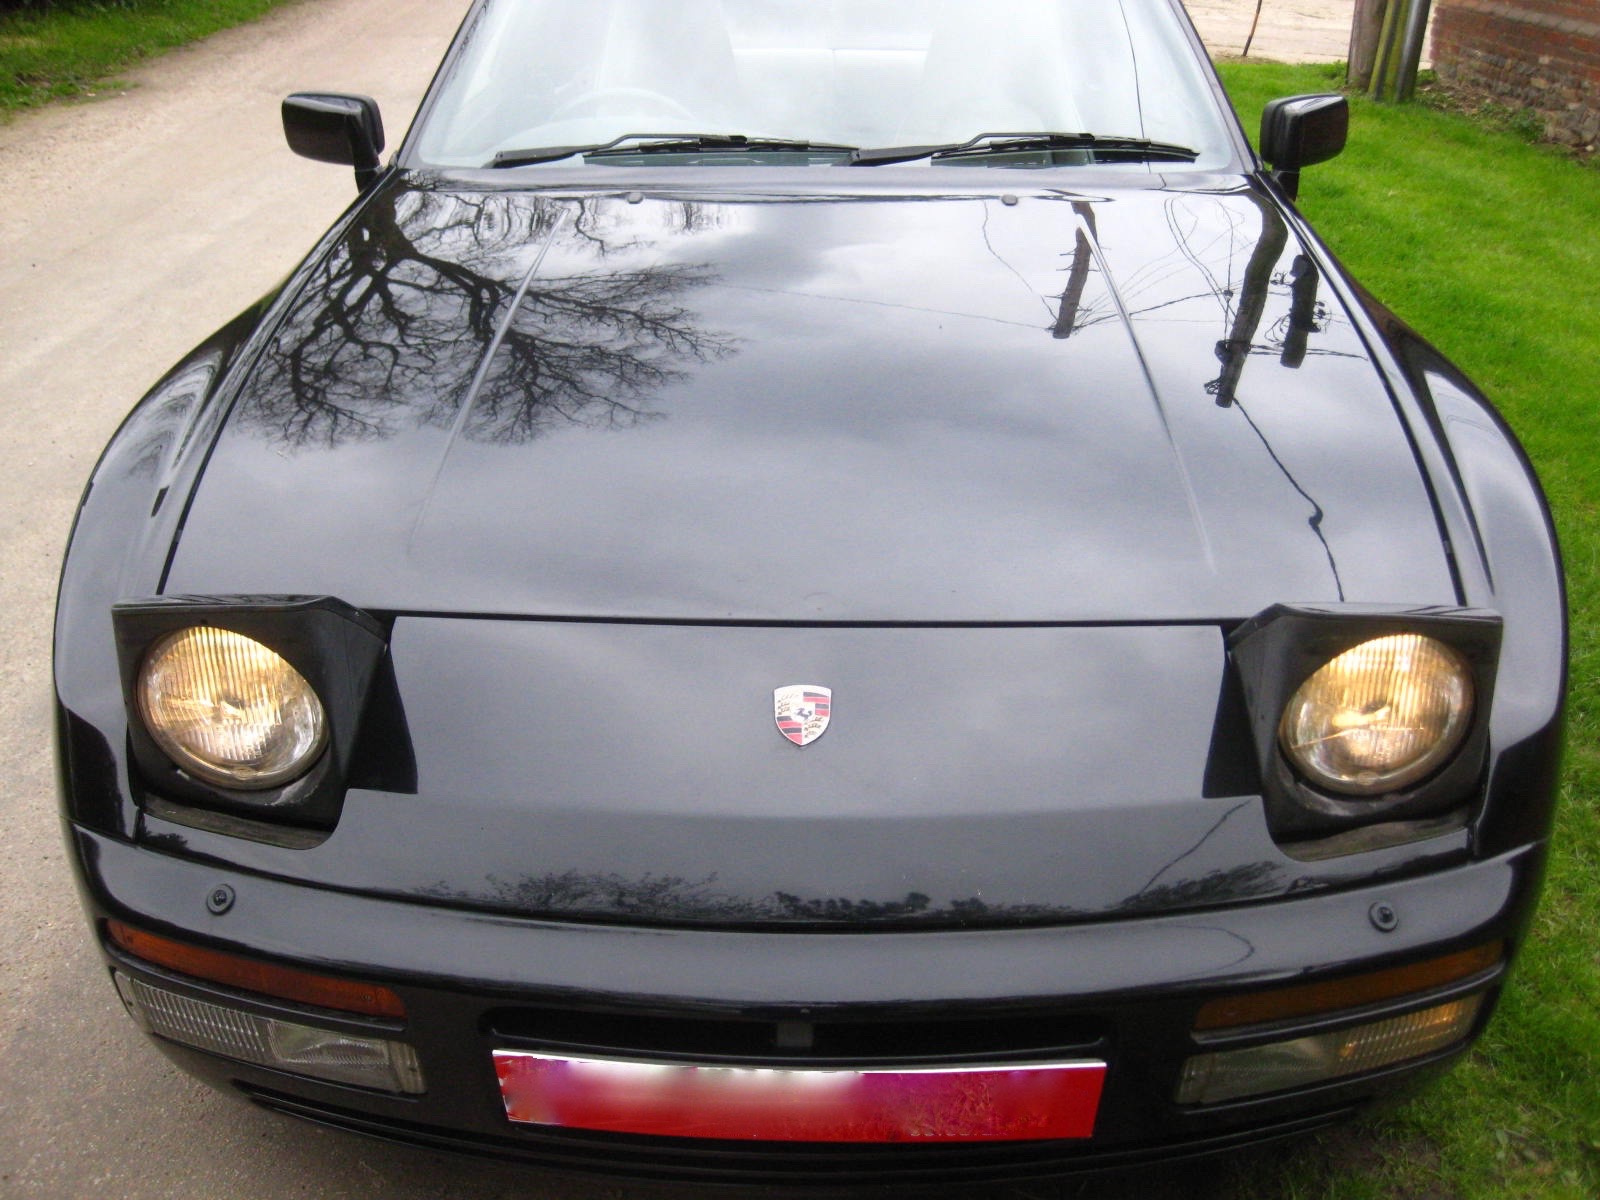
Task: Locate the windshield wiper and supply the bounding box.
[491,133,857,168]
[848,132,1198,167]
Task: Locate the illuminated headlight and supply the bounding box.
[1279,634,1473,796]
[138,626,328,789]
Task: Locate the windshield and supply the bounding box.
[414,0,1235,170]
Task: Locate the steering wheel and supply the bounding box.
[550,87,695,122]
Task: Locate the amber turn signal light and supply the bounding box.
[1194,941,1502,1031]
[106,919,406,1020]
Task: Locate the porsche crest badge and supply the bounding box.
[774,685,831,747]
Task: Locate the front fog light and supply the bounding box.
[1176,995,1482,1105]
[115,973,424,1094]
[138,626,327,789]
[1280,634,1473,795]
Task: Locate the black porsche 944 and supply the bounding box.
[54,0,1565,1183]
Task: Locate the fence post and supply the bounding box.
[1348,0,1389,89]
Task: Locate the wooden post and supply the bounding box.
[1370,0,1410,99]
[1348,0,1389,90]
[1395,0,1434,101]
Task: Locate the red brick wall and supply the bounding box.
[1431,0,1600,147]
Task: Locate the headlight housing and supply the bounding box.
[1229,605,1500,852]
[114,596,391,835]
[138,627,328,789]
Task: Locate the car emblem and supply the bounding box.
[774,685,831,747]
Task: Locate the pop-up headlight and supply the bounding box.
[1229,605,1500,847]
[114,596,387,831]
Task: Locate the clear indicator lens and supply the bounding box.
[1279,634,1472,795]
[114,973,424,1094]
[138,626,327,789]
[1177,995,1482,1105]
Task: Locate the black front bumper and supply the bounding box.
[74,826,1538,1184]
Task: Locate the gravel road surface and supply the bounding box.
[0,2,1356,1196]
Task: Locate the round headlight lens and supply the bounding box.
[1279,634,1473,796]
[138,627,327,790]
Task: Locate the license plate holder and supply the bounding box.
[494,1050,1106,1143]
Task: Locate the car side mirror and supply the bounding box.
[1259,94,1348,200]
[283,93,386,191]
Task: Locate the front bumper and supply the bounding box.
[74,825,1539,1183]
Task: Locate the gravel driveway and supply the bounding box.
[1189,0,1357,62]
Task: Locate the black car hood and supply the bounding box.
[148,176,1469,928]
[164,176,1455,621]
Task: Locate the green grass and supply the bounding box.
[0,0,304,114]
[1211,60,1600,1199]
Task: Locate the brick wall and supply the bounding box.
[1431,0,1600,147]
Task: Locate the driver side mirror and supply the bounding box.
[283,93,386,191]
[1259,94,1348,200]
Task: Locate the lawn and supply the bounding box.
[1204,60,1600,1200]
[0,0,303,114]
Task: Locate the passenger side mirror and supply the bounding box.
[1259,94,1348,200]
[283,93,386,191]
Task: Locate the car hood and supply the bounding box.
[147,176,1469,928]
[164,175,1455,621]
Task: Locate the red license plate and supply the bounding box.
[494,1050,1106,1143]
